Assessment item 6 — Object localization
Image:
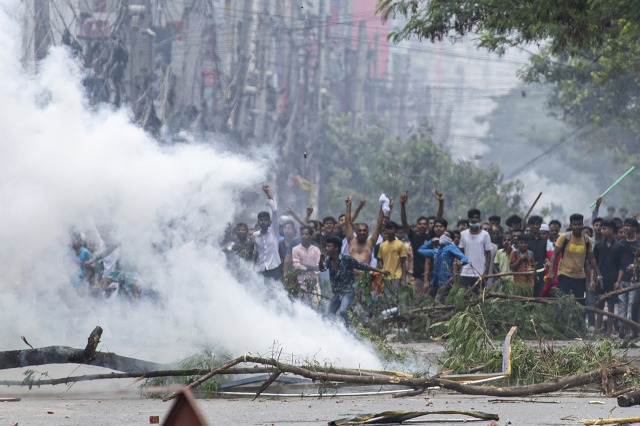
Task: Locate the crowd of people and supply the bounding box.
[223,185,640,337]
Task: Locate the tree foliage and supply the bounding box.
[376,0,640,207]
[319,116,523,221]
[376,0,640,57]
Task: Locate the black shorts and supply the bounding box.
[557,275,586,304]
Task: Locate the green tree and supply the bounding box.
[318,116,523,221]
[376,0,640,208]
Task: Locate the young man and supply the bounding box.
[548,214,603,303]
[613,218,640,338]
[509,234,536,291]
[253,184,282,281]
[292,225,322,308]
[526,215,548,297]
[494,232,513,275]
[592,217,604,244]
[377,221,408,290]
[418,225,468,302]
[319,236,388,327]
[279,220,298,275]
[230,223,255,262]
[71,238,93,293]
[606,206,616,221]
[548,220,562,243]
[458,208,493,289]
[400,190,444,297]
[593,220,619,337]
[505,214,523,232]
[489,215,501,228]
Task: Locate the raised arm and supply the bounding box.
[591,196,602,224]
[370,205,385,244]
[263,184,274,201]
[351,198,366,223]
[344,196,355,244]
[263,184,278,237]
[434,189,444,218]
[400,191,411,234]
[285,207,308,227]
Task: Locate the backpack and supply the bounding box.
[560,231,591,266]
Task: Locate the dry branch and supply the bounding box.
[163,354,639,401]
[0,326,163,373]
[582,306,640,331]
[597,282,640,304]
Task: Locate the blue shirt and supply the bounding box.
[418,241,468,287]
[75,247,92,281]
[321,253,370,294]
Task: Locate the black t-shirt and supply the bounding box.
[408,229,433,279]
[594,240,618,285]
[614,238,640,282]
[527,234,548,269]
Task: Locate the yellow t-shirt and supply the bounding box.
[377,239,407,280]
[555,232,591,279]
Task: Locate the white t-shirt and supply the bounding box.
[459,229,492,277]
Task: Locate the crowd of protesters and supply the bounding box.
[223,185,640,336]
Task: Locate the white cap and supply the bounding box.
[540,223,550,231]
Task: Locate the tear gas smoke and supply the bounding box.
[0,2,381,368]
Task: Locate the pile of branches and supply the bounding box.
[1,325,639,400]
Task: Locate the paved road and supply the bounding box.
[1,340,638,425]
[0,391,635,425]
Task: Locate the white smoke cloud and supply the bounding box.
[0,2,380,368]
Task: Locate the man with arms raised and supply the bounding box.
[344,196,384,264]
[253,184,282,281]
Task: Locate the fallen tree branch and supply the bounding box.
[162,354,639,401]
[597,282,640,304]
[0,327,163,373]
[252,371,281,400]
[582,306,640,331]
[0,364,401,388]
[580,416,640,425]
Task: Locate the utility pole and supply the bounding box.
[371,34,379,121]
[179,0,205,132]
[230,0,254,140]
[351,20,367,128]
[253,0,271,141]
[396,54,410,136]
[33,0,51,62]
[311,0,327,215]
[126,0,155,119]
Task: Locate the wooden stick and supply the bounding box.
[582,306,640,331]
[597,282,640,304]
[523,192,543,225]
[581,416,640,425]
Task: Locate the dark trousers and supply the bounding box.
[557,275,587,304]
[459,275,480,290]
[262,266,283,281]
[533,271,545,297]
[632,286,640,337]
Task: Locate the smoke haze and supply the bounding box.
[0,2,380,368]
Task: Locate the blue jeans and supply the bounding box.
[618,281,636,328]
[327,291,355,327]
